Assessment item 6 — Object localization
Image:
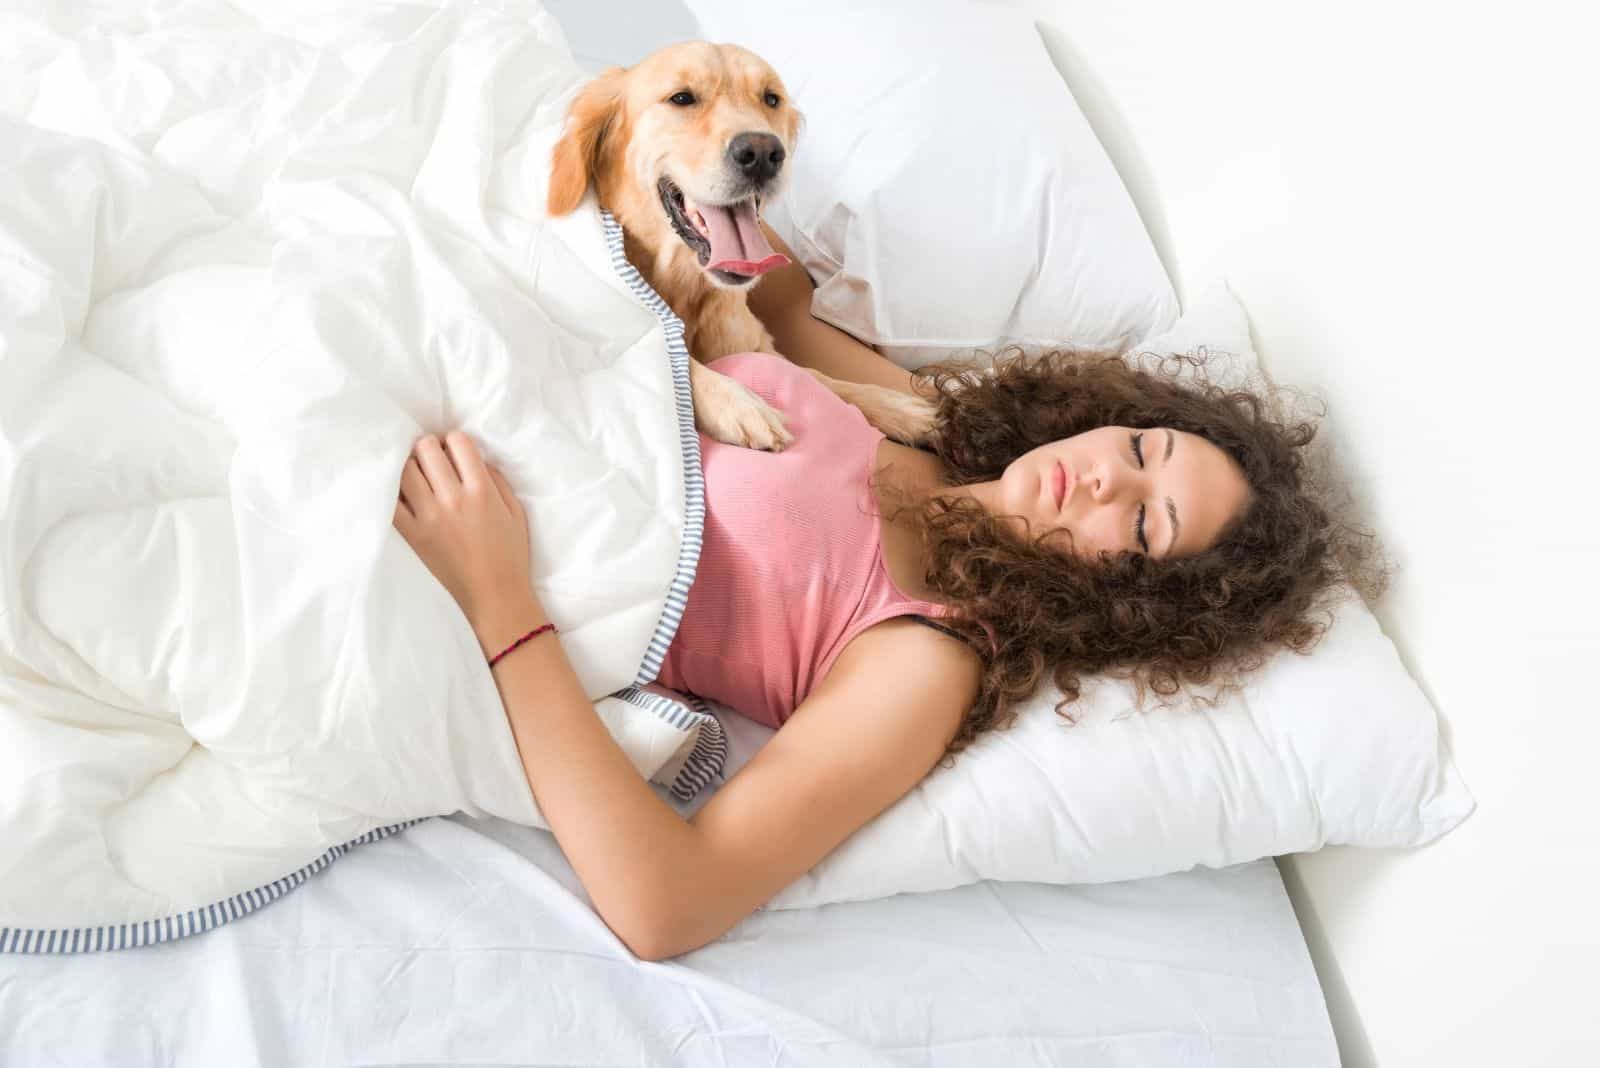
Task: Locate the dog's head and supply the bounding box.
[547,42,801,291]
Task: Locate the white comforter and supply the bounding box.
[0,0,721,941]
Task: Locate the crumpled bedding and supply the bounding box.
[0,0,724,946]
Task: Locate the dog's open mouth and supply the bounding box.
[658,176,789,285]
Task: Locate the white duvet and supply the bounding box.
[0,0,724,944]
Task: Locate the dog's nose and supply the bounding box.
[727,132,786,184]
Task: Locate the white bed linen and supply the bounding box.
[0,704,1336,1068]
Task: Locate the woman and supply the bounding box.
[391,234,1372,962]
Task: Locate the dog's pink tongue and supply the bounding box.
[697,199,789,276]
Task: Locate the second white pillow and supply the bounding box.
[686,0,1180,369]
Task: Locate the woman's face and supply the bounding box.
[967,426,1250,559]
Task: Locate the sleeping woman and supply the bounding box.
[390,229,1377,961]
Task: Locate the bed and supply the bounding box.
[1,705,1336,1066]
[0,1,1342,1063]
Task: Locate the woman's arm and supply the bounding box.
[469,590,704,957]
[481,611,974,962]
[748,225,924,398]
[654,617,977,958]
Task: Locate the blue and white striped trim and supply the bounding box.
[2,209,717,955]
[597,210,707,688]
[597,207,724,802]
[0,821,425,955]
[671,693,728,801]
[616,687,728,802]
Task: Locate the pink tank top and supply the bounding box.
[656,352,947,729]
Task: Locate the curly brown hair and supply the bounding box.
[877,346,1385,762]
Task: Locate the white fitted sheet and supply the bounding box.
[0,704,1336,1067]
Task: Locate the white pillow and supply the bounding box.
[751,284,1475,909]
[684,0,1179,369]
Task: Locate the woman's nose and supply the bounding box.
[1091,461,1143,505]
[1092,463,1120,502]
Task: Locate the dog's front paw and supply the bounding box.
[808,369,939,448]
[868,391,940,448]
[689,361,793,451]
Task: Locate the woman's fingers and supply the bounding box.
[399,456,431,512]
[413,434,461,501]
[488,465,527,536]
[441,431,487,495]
[405,431,502,518]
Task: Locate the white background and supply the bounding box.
[997,1,1599,1064]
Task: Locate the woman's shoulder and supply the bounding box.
[831,615,981,709]
[813,616,980,750]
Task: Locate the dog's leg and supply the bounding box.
[689,359,794,451]
[806,369,939,448]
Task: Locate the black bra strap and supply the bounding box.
[910,615,966,643]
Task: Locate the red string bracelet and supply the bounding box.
[488,622,558,668]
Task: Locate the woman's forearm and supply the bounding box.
[749,225,922,397]
[474,598,700,959]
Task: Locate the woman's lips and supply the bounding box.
[1053,461,1068,510]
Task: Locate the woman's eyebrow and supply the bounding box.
[1164,431,1178,555]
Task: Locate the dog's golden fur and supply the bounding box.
[548,42,935,451]
[548,43,790,360]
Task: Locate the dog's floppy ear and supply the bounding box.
[548,68,625,217]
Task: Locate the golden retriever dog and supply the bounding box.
[546,41,933,452]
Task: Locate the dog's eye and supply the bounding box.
[763,91,781,108]
[669,90,696,107]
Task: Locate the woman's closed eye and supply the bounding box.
[1129,432,1148,553]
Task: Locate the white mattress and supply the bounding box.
[1,704,1336,1067]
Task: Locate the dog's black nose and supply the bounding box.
[727,132,786,183]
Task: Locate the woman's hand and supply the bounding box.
[393,431,546,657]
